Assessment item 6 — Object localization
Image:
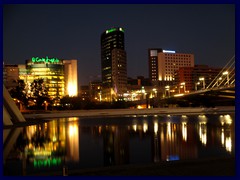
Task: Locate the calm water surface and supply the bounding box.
[3,113,235,175]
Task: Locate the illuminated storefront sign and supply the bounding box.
[32,56,60,63]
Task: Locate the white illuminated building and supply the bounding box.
[158,50,194,81]
[63,59,78,97]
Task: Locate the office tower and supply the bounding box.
[101,27,127,101]
[158,50,194,81]
[148,48,163,83]
[149,49,194,82]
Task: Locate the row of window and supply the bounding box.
[165,54,191,57]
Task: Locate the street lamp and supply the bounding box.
[223,71,229,85]
[165,85,170,97]
[195,82,200,91]
[217,77,222,87]
[180,82,186,93]
[152,88,157,98]
[199,77,205,89]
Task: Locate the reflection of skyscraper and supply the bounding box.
[103,126,129,166]
[101,27,127,101]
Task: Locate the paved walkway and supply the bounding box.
[27,157,235,176]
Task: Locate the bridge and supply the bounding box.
[134,55,235,108]
[160,55,235,107]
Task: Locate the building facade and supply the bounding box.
[4,57,78,104]
[148,48,162,83]
[63,60,78,97]
[101,27,127,101]
[26,57,65,101]
[174,65,222,92]
[157,50,194,82]
[3,64,20,90]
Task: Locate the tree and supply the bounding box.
[9,80,28,109]
[30,79,51,109]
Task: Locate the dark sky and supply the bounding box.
[3,4,235,85]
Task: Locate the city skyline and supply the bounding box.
[3,4,235,85]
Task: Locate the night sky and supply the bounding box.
[3,3,235,85]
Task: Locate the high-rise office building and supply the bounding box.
[148,48,162,83]
[158,50,194,81]
[148,49,194,83]
[101,27,127,101]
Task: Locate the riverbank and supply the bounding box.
[22,106,235,120]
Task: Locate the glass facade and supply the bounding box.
[26,59,65,101]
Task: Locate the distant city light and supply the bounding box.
[163,50,176,53]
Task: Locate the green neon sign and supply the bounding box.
[106,27,124,34]
[32,56,60,63]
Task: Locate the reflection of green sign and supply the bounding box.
[33,157,62,168]
[32,56,60,63]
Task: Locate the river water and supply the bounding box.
[3,112,235,176]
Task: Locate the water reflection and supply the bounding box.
[219,114,233,153]
[198,115,208,146]
[3,113,235,176]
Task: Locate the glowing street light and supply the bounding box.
[180,82,186,93]
[165,85,170,97]
[223,71,229,85]
[152,88,157,98]
[195,82,200,91]
[199,77,205,89]
[217,77,222,86]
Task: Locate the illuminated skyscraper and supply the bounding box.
[148,48,162,83]
[101,27,127,101]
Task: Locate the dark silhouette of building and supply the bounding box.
[101,27,127,101]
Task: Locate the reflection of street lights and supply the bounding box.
[195,82,200,91]
[223,71,229,85]
[199,77,205,89]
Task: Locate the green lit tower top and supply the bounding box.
[101,27,127,101]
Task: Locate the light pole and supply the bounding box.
[199,77,205,89]
[223,71,229,85]
[180,82,186,93]
[217,77,222,87]
[195,82,200,91]
[165,86,170,97]
[152,88,157,98]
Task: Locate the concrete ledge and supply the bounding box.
[22,106,235,120]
